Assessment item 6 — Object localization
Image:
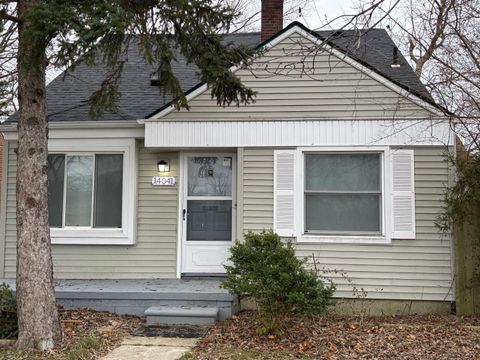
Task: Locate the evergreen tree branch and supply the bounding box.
[0,8,19,23]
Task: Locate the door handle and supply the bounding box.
[182,209,186,221]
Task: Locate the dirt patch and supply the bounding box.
[190,311,480,359]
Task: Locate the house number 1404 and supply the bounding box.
[151,176,176,186]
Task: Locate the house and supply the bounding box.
[0,0,455,319]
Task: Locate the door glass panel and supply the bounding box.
[65,155,93,226]
[187,200,232,241]
[187,156,232,196]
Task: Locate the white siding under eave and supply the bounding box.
[145,119,452,148]
[3,141,179,279]
[241,147,454,301]
[159,33,436,121]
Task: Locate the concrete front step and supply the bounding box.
[145,306,219,325]
[0,278,239,320]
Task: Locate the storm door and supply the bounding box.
[181,154,235,274]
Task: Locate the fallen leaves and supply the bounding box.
[1,307,143,360]
[298,340,312,352]
[190,311,480,359]
[407,334,417,340]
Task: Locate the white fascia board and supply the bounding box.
[149,24,445,121]
[149,84,209,120]
[48,120,143,129]
[1,120,145,140]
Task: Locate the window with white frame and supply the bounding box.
[304,153,382,235]
[47,153,123,229]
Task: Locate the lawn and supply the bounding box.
[0,308,143,360]
[184,311,480,359]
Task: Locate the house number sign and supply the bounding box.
[152,176,176,186]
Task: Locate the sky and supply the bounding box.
[234,0,362,32]
[299,0,357,29]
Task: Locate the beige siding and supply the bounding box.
[3,141,179,279]
[0,139,9,276]
[241,147,454,301]
[162,33,435,121]
[241,149,274,232]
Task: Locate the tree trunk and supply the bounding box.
[15,0,62,350]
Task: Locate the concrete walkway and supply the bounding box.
[101,336,198,360]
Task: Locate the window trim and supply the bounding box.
[296,146,391,245]
[48,138,136,245]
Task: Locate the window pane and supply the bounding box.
[187,200,232,241]
[94,154,123,228]
[305,154,381,191]
[187,157,232,196]
[65,155,93,226]
[305,194,381,233]
[47,154,65,227]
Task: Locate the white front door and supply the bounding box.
[181,154,236,274]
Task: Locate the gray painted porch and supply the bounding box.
[0,278,239,321]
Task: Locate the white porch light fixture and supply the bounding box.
[157,159,170,173]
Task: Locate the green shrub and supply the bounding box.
[222,230,335,334]
[0,283,17,339]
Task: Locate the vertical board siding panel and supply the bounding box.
[158,122,163,145]
[240,146,453,301]
[226,122,232,146]
[3,140,179,279]
[180,122,185,147]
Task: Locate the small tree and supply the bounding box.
[222,230,335,334]
[436,152,480,232]
[1,0,257,349]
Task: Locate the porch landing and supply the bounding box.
[0,278,239,321]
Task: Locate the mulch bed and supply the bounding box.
[1,307,143,359]
[191,310,480,359]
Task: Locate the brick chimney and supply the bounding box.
[261,0,284,42]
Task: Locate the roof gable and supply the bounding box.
[7,22,440,123]
[151,23,441,121]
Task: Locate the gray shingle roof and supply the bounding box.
[7,22,433,123]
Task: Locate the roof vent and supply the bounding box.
[391,46,401,68]
[150,74,160,86]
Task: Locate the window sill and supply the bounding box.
[297,234,391,245]
[50,228,134,245]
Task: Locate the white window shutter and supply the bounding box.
[390,149,416,239]
[273,150,296,237]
